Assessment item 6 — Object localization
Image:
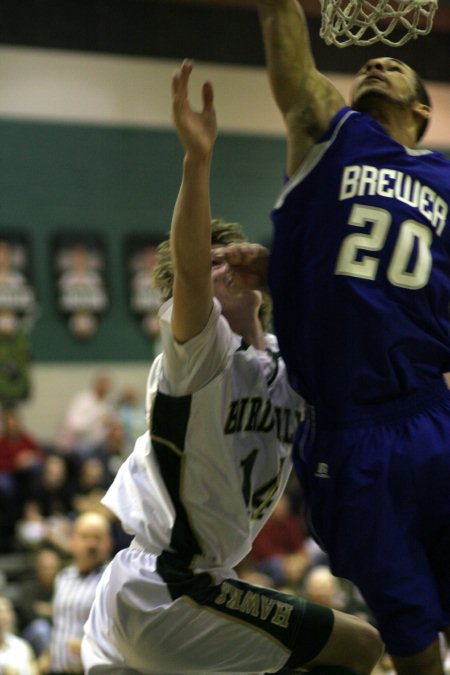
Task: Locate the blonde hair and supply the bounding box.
[152,219,272,330]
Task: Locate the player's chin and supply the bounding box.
[352,88,393,110]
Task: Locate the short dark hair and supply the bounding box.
[413,71,431,142]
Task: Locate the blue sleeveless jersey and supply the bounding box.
[269,107,450,411]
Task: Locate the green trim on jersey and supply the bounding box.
[152,390,213,598]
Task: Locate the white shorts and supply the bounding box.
[82,544,333,675]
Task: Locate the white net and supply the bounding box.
[319,0,438,47]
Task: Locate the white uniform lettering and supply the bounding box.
[339,165,360,199]
[358,165,378,196]
[339,165,448,235]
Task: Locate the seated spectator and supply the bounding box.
[0,595,38,674]
[302,564,344,610]
[15,501,72,556]
[0,480,14,553]
[248,493,310,589]
[38,511,112,675]
[14,547,62,657]
[91,418,128,483]
[0,406,43,551]
[15,454,75,553]
[15,500,48,550]
[56,373,114,456]
[72,457,109,516]
[0,407,42,479]
[115,386,147,456]
[27,454,75,518]
[234,558,275,589]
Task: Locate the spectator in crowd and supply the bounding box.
[249,493,311,589]
[28,454,74,519]
[91,418,129,482]
[0,595,38,675]
[15,500,52,552]
[0,406,43,494]
[16,454,75,554]
[303,565,343,610]
[39,511,112,675]
[115,387,147,457]
[14,547,62,658]
[0,406,43,551]
[71,458,109,516]
[234,553,278,590]
[57,374,114,456]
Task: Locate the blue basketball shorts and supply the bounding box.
[293,379,450,657]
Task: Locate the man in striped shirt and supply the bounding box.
[46,511,112,675]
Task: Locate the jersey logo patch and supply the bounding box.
[314,462,331,479]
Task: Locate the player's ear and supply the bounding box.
[412,101,431,122]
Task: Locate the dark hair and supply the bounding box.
[413,71,431,142]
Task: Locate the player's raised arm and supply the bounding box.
[258,0,345,175]
[170,59,217,344]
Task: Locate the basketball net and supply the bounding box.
[319,0,438,46]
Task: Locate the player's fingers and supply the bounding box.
[216,243,266,266]
[202,81,214,112]
[172,59,193,100]
[214,244,245,265]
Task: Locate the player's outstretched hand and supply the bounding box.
[213,243,269,290]
[172,59,218,160]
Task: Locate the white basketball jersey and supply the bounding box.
[102,298,303,573]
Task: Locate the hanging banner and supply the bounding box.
[0,234,36,335]
[53,234,108,340]
[0,234,35,404]
[125,235,164,339]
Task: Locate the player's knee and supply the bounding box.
[352,620,384,673]
[326,612,384,674]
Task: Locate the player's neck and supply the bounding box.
[377,116,417,147]
[370,104,418,147]
[355,97,418,147]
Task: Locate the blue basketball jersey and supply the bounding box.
[269,107,450,411]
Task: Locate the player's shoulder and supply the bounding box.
[321,106,355,136]
[413,146,450,171]
[263,332,279,351]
